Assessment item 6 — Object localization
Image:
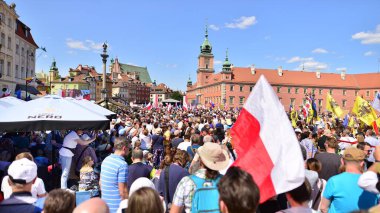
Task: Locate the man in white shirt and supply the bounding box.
[177,134,191,151]
[364,130,379,165]
[59,130,95,189]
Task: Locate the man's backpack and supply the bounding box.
[189,174,222,213]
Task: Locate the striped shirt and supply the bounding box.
[100,154,128,213]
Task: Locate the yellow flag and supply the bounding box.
[290,109,298,127]
[348,116,355,128]
[307,107,313,124]
[326,93,343,118]
[376,117,380,127]
[352,96,377,126]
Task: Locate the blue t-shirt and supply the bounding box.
[323,172,379,213]
[100,154,128,213]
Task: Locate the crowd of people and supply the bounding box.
[1,106,380,213]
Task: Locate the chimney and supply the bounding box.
[250,64,256,75]
[316,70,321,79]
[277,66,283,76]
[341,69,346,80]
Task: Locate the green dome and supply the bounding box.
[200,25,212,54]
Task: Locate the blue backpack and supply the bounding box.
[190,174,222,213]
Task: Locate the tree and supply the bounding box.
[170,90,183,101]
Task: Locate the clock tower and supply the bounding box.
[196,25,215,87]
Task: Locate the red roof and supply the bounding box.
[191,67,380,90]
[15,19,38,48]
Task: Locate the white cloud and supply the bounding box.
[298,61,328,70]
[214,60,223,65]
[209,24,220,31]
[336,67,347,71]
[364,51,376,56]
[287,56,327,70]
[225,16,257,29]
[166,64,178,69]
[286,56,313,63]
[352,25,380,44]
[274,56,287,61]
[312,48,328,54]
[66,38,105,51]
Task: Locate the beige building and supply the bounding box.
[0,2,37,94]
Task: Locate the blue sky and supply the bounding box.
[10,0,380,91]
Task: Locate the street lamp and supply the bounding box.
[25,52,34,101]
[100,42,109,108]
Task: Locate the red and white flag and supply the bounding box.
[183,96,189,111]
[153,94,159,108]
[231,75,305,203]
[167,103,172,112]
[144,102,152,110]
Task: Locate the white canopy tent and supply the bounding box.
[0,95,109,132]
[0,96,25,106]
[64,97,116,118]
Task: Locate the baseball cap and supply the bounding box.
[8,158,37,184]
[343,147,366,161]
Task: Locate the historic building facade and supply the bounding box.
[186,27,380,111]
[50,62,112,101]
[0,2,37,94]
[149,81,173,104]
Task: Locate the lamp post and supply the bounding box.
[25,52,34,101]
[100,42,109,108]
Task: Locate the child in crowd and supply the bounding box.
[78,156,98,191]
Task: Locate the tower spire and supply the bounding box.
[225,48,229,61]
[205,23,208,38]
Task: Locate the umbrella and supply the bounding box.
[65,97,116,118]
[0,95,109,132]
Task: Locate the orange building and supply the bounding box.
[186,28,380,111]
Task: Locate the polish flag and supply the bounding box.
[153,95,159,108]
[231,75,305,203]
[167,103,172,112]
[183,96,189,111]
[144,102,152,110]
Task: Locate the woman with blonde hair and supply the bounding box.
[126,187,164,213]
[78,156,98,191]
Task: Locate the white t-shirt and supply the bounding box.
[1,176,46,199]
[59,131,80,157]
[139,134,152,150]
[177,141,191,151]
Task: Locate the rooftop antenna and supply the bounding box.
[302,62,305,71]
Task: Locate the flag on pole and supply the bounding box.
[231,75,305,203]
[153,94,159,108]
[144,102,152,110]
[372,92,380,112]
[352,96,377,126]
[326,93,343,118]
[183,96,189,111]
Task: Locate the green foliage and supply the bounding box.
[170,91,183,101]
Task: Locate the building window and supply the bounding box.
[303,88,307,94]
[355,90,359,96]
[312,88,315,94]
[21,67,24,77]
[1,33,5,46]
[343,90,347,96]
[250,86,253,92]
[239,97,245,105]
[15,65,18,78]
[0,60,3,76]
[7,61,10,76]
[240,85,243,92]
[16,44,19,54]
[295,88,299,94]
[366,91,370,97]
[329,89,333,95]
[21,47,24,57]
[288,87,291,94]
[277,87,281,93]
[229,96,234,105]
[342,100,347,107]
[7,37,11,50]
[319,89,323,95]
[230,85,234,91]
